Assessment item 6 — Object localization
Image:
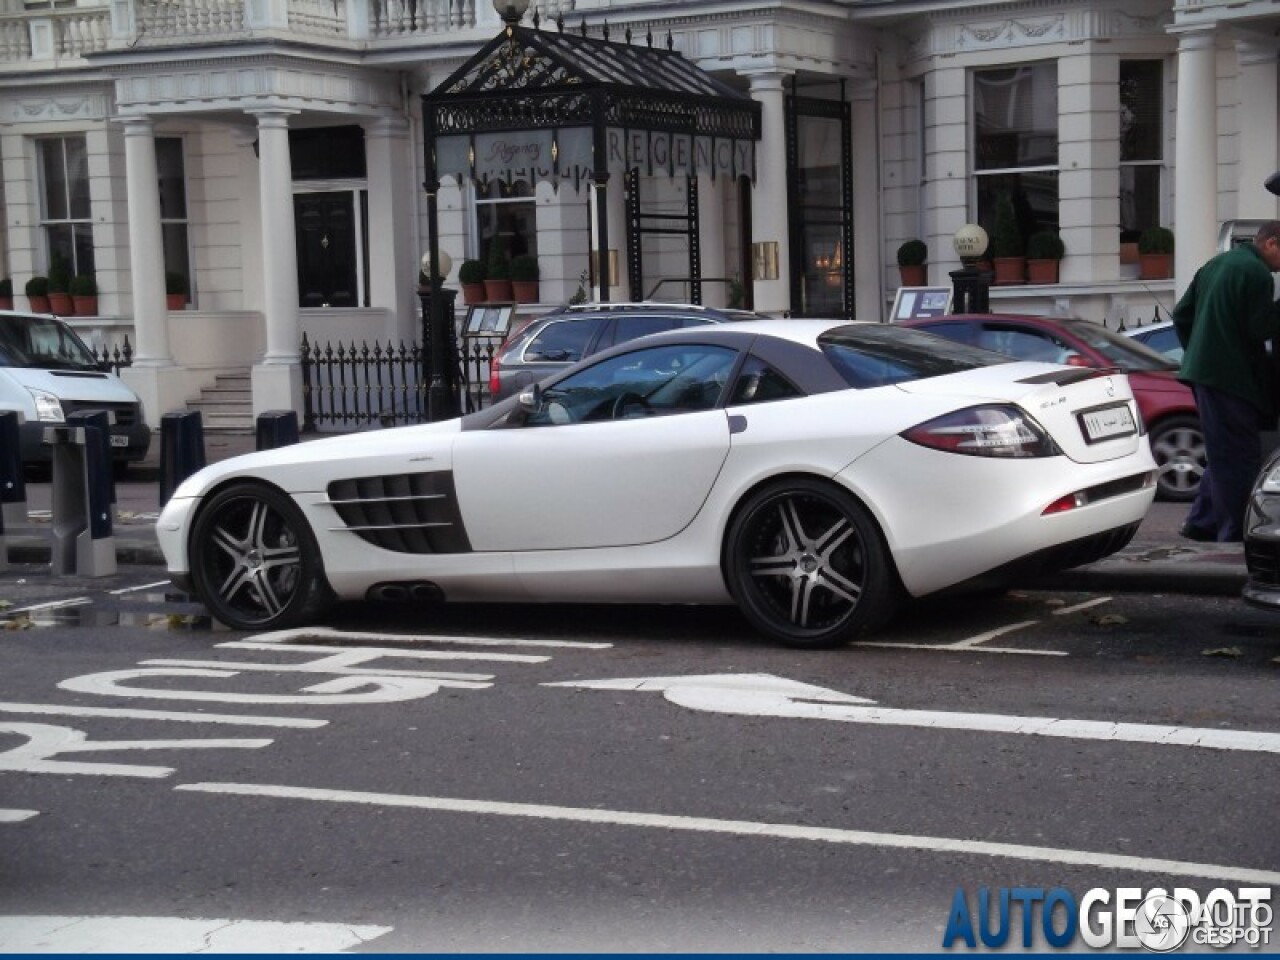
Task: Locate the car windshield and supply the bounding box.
[1062,319,1177,372]
[0,313,100,370]
[819,324,1006,389]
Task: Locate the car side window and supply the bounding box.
[978,326,1074,364]
[523,317,606,363]
[605,315,683,348]
[727,355,802,406]
[525,344,738,427]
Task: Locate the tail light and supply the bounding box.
[489,350,503,397]
[901,404,1059,458]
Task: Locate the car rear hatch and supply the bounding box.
[896,363,1144,464]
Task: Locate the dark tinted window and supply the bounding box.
[728,355,802,405]
[819,324,1003,389]
[524,317,606,362]
[974,325,1075,364]
[607,315,683,347]
[0,313,98,370]
[1061,319,1176,371]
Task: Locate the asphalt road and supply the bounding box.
[1,567,1278,952]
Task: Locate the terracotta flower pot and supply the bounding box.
[48,292,74,315]
[993,257,1026,286]
[512,280,540,304]
[72,295,99,316]
[484,279,513,302]
[27,295,51,313]
[166,293,187,311]
[1139,253,1172,280]
[0,296,13,311]
[897,264,927,287]
[1026,260,1059,285]
[461,282,487,305]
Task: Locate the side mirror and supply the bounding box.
[516,383,543,415]
[1267,170,1280,197]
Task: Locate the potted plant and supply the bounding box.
[1026,231,1065,284]
[483,236,513,302]
[1139,226,1175,280]
[510,254,540,303]
[990,193,1025,285]
[70,274,99,316]
[47,256,73,315]
[896,239,928,286]
[25,276,49,313]
[0,278,12,311]
[165,271,188,310]
[459,259,487,305]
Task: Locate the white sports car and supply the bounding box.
[157,319,1157,648]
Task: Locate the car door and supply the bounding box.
[452,342,738,551]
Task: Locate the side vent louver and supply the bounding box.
[326,472,471,554]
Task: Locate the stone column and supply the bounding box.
[697,173,726,307]
[118,116,187,426]
[248,109,303,416]
[1235,39,1280,221]
[1174,29,1219,297]
[364,116,417,341]
[850,80,882,322]
[745,70,792,314]
[1058,48,1121,285]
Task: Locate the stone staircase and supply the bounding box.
[187,369,254,434]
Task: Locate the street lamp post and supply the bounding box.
[950,224,991,314]
[420,247,458,421]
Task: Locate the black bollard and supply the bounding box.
[0,410,26,538]
[66,410,116,507]
[255,410,300,451]
[159,411,207,507]
[46,421,116,576]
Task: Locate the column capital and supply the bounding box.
[246,108,301,129]
[1173,28,1217,53]
[363,115,411,139]
[740,69,792,95]
[114,115,155,136]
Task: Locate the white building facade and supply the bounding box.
[0,0,1275,426]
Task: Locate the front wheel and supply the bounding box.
[189,482,329,630]
[1149,415,1205,503]
[724,479,900,648]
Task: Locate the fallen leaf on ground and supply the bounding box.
[1202,646,1243,658]
[1090,614,1128,626]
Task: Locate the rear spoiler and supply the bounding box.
[1015,365,1123,386]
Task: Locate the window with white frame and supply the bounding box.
[1119,59,1164,244]
[972,62,1059,251]
[474,179,537,269]
[38,136,94,278]
[157,137,191,305]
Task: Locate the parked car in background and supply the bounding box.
[488,302,765,402]
[0,310,149,469]
[904,313,1202,503]
[159,319,1156,647]
[1243,444,1280,608]
[1122,319,1182,362]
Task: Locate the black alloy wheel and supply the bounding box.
[189,482,329,630]
[725,479,899,648]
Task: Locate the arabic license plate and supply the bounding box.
[110,434,129,448]
[1078,403,1136,443]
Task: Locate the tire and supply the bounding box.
[189,482,330,631]
[1149,415,1205,503]
[724,479,900,648]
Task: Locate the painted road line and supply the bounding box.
[107,580,171,596]
[0,723,272,778]
[212,641,548,663]
[0,916,392,953]
[248,626,613,649]
[176,781,1280,886]
[5,597,91,615]
[1053,597,1112,616]
[549,674,1280,754]
[0,810,38,823]
[0,701,327,728]
[858,620,1067,656]
[143,658,509,679]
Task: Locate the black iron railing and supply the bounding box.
[90,336,133,374]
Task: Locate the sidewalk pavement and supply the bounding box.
[2,431,1250,598]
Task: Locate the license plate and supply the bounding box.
[110,434,129,448]
[1078,403,1136,443]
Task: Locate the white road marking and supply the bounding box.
[58,668,489,705]
[142,658,516,678]
[0,915,392,953]
[857,620,1066,656]
[248,625,612,649]
[5,597,92,615]
[177,781,1280,886]
[0,701,326,728]
[107,580,171,596]
[548,673,1280,754]
[1054,597,1112,615]
[0,722,271,778]
[0,809,38,823]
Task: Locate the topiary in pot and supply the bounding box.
[459,259,487,305]
[990,193,1026,285]
[896,239,928,286]
[25,276,50,313]
[510,254,540,304]
[1026,231,1065,284]
[165,271,188,310]
[1138,226,1174,280]
[0,277,12,310]
[70,274,99,316]
[47,256,73,314]
[484,236,513,302]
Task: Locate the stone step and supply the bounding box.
[187,369,253,435]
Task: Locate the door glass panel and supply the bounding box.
[792,110,848,318]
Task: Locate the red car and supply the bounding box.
[905,313,1202,502]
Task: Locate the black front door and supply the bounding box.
[295,192,357,307]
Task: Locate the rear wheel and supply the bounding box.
[189,482,329,630]
[1149,415,1205,502]
[724,479,900,648]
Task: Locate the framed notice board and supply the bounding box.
[888,286,953,322]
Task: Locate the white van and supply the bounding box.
[0,310,150,467]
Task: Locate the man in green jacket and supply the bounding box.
[1173,220,1280,542]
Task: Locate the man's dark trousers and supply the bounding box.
[1184,383,1263,541]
